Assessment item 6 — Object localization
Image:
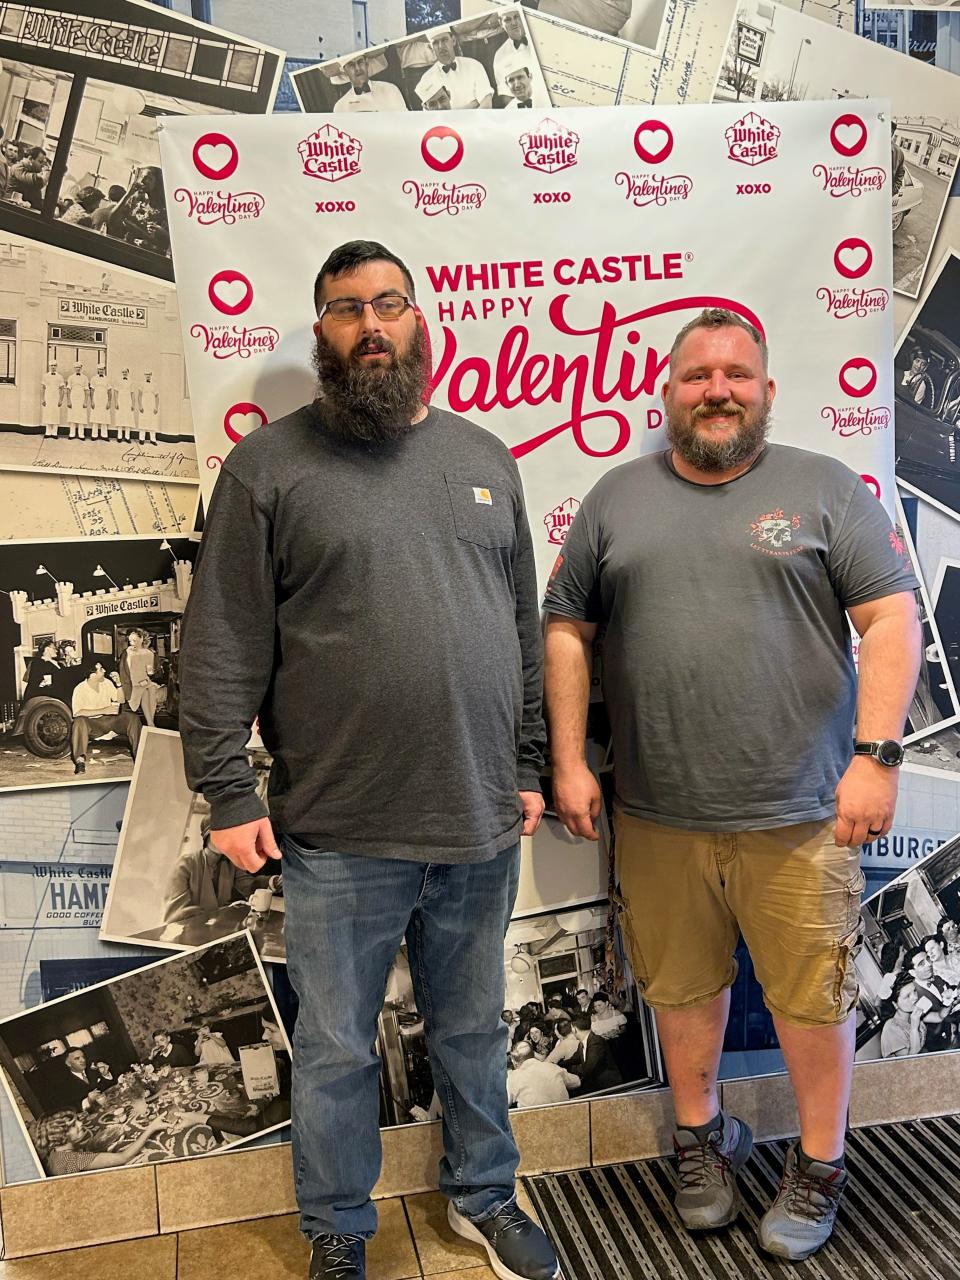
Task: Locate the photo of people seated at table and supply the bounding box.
[855,833,960,1060]
[0,934,291,1178]
[101,729,283,961]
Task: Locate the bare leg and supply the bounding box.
[655,989,730,1127]
[772,1013,854,1162]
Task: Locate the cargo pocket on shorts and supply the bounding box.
[832,924,861,1020]
[843,867,866,933]
[611,886,649,991]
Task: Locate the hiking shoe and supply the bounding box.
[309,1234,365,1279]
[758,1143,847,1260]
[673,1113,753,1230]
[447,1198,560,1280]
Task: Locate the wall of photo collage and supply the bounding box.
[0,0,957,1188]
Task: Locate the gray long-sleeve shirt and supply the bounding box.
[179,402,545,863]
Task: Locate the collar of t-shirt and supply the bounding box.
[662,443,768,488]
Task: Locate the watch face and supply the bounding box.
[876,739,904,766]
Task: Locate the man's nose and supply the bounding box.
[704,371,731,401]
[356,302,383,335]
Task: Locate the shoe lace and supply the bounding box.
[674,1134,731,1189]
[314,1234,363,1278]
[782,1167,843,1221]
[490,1200,530,1239]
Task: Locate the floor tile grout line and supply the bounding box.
[400,1194,427,1278]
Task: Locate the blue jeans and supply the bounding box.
[281,836,521,1239]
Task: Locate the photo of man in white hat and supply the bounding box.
[502,61,534,109]
[417,26,493,109]
[414,64,453,111]
[332,51,407,113]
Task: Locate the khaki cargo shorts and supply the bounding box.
[614,813,865,1027]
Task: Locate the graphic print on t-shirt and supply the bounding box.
[749,508,803,557]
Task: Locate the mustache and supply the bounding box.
[691,401,744,422]
[354,336,394,357]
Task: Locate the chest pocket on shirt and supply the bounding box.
[444,474,515,550]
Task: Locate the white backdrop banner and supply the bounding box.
[161,102,894,586]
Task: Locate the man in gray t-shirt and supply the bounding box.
[544,308,920,1262]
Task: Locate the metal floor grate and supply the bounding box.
[524,1114,960,1280]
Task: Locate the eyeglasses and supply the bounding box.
[318,294,414,323]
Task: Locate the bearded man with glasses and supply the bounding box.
[178,240,559,1280]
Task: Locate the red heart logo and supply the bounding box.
[833,238,872,280]
[208,270,253,316]
[830,114,867,159]
[838,357,877,398]
[421,126,464,172]
[193,133,239,181]
[223,402,267,443]
[633,120,673,165]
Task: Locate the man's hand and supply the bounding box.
[552,761,602,840]
[519,790,545,836]
[210,816,281,873]
[834,755,899,847]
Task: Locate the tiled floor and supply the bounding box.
[0,1188,542,1278]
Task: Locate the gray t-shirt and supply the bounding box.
[543,444,918,830]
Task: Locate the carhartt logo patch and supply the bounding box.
[473,486,492,505]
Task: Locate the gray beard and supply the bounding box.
[312,327,427,446]
[666,400,772,473]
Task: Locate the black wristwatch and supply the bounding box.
[853,739,904,768]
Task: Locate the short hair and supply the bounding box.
[555,1017,573,1036]
[922,934,942,952]
[906,946,929,971]
[669,307,768,374]
[37,638,56,655]
[34,1110,81,1158]
[152,1029,167,1040]
[314,240,416,315]
[126,627,149,644]
[575,988,588,997]
[83,659,107,678]
[108,184,126,202]
[511,1040,534,1065]
[572,1013,591,1032]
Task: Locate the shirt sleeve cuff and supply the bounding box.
[517,765,543,793]
[209,790,269,832]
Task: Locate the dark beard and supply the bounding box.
[312,325,427,446]
[666,396,772,473]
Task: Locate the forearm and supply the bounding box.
[855,606,922,739]
[544,619,594,767]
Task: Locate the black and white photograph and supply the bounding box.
[517,0,669,45]
[0,932,291,1180]
[290,6,552,114]
[101,728,282,961]
[0,473,200,541]
[714,0,960,298]
[854,833,960,1062]
[0,233,198,482]
[896,251,960,521]
[894,492,960,742]
[0,536,197,792]
[376,903,662,1128]
[0,1,283,282]
[102,729,610,961]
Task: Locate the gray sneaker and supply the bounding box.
[758,1143,847,1261]
[673,1113,753,1230]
